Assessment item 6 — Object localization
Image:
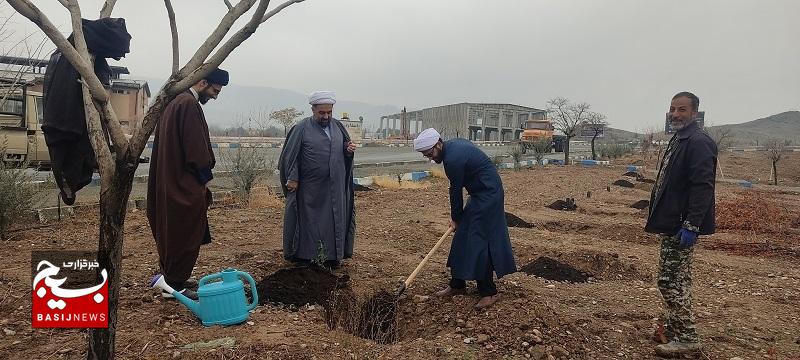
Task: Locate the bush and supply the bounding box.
[527,138,552,165]
[0,147,40,240]
[221,146,276,205]
[507,145,524,170]
[598,143,634,159]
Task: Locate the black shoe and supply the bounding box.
[162,288,198,301]
[183,278,199,290]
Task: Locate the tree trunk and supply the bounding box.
[87,162,135,360]
[591,135,598,160]
[563,137,571,164]
[772,160,778,185]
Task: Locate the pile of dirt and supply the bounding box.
[622,171,641,178]
[256,267,348,307]
[354,184,373,191]
[636,177,655,184]
[520,256,591,283]
[613,179,635,188]
[547,198,577,211]
[630,200,650,209]
[506,212,534,228]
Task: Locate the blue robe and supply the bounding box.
[443,138,517,280]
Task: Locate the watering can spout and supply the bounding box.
[150,274,201,317]
[172,291,201,317]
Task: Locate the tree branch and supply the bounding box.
[164,0,179,75]
[179,0,257,79]
[260,0,305,24]
[6,0,109,103]
[174,0,272,92]
[99,0,118,18]
[223,0,234,10]
[57,0,69,8]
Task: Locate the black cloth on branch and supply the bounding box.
[42,18,131,205]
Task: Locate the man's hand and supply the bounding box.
[286,180,298,192]
[449,220,458,231]
[346,141,356,154]
[678,228,698,249]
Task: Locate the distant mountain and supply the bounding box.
[707,111,800,146]
[144,78,400,131]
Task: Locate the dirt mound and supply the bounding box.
[257,267,348,307]
[637,177,655,184]
[563,252,648,281]
[630,200,649,209]
[506,212,534,228]
[623,171,641,177]
[354,184,373,191]
[613,179,635,188]
[520,256,591,283]
[547,198,577,211]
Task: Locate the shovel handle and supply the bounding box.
[402,226,454,290]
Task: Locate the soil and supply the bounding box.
[2,163,800,359]
[622,171,640,177]
[630,200,650,209]
[519,257,591,283]
[506,212,535,228]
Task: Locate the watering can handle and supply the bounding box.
[198,272,222,287]
[239,271,258,311]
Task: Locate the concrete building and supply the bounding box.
[0,55,150,134]
[379,103,546,141]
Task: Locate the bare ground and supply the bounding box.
[1,163,799,360]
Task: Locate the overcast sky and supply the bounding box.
[3,0,798,131]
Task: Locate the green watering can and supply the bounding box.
[151,268,258,326]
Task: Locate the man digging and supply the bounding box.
[413,128,516,309]
[646,92,717,357]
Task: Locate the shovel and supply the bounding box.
[395,226,455,297]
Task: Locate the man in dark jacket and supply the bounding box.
[413,128,517,310]
[645,92,717,357]
[147,69,228,301]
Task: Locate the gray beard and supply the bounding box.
[670,119,692,130]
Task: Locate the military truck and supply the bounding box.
[0,87,49,167]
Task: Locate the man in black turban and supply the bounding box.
[147,68,228,300]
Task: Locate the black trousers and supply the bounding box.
[449,276,497,297]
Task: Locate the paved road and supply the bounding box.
[27,143,582,181]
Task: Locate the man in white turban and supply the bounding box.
[278,90,357,269]
[413,128,517,310]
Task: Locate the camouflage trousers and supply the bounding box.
[657,234,699,343]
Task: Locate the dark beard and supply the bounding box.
[199,94,210,104]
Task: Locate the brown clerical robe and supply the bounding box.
[147,91,215,286]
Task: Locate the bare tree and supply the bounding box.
[0,2,49,110]
[5,0,307,358]
[765,138,787,185]
[547,97,591,164]
[270,106,304,135]
[582,111,607,160]
[708,126,733,150]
